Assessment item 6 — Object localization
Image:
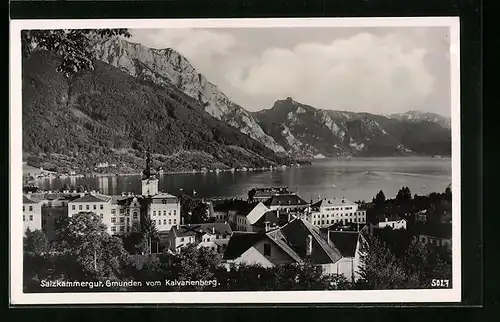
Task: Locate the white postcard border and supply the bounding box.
[10,17,461,305]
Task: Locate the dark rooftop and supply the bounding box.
[328,231,360,257]
[223,232,266,260]
[173,223,233,238]
[263,194,308,207]
[69,194,111,203]
[23,195,39,204]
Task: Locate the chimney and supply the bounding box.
[385,217,388,222]
[265,221,270,232]
[212,227,215,234]
[306,235,313,256]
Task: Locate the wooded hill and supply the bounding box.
[22,51,292,174]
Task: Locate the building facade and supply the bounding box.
[307,198,366,228]
[22,195,42,233]
[24,150,180,237]
[378,217,407,230]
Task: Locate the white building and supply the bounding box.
[168,223,233,253]
[378,217,407,230]
[307,198,366,228]
[23,195,42,233]
[33,150,180,236]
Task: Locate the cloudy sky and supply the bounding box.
[129,27,451,117]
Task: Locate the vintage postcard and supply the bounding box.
[10,17,461,304]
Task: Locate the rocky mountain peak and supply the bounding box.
[93,37,285,153]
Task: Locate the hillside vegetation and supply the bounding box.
[22,51,291,174]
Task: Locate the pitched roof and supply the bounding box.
[223,232,266,260]
[311,197,356,209]
[171,226,198,238]
[213,199,254,214]
[246,202,270,225]
[23,195,40,204]
[263,194,308,207]
[381,214,406,222]
[173,223,233,238]
[151,192,178,199]
[328,231,360,257]
[69,194,111,203]
[252,210,280,227]
[266,229,303,263]
[279,218,342,264]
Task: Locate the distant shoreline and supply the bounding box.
[23,155,451,180]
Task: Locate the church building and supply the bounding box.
[26,149,181,237]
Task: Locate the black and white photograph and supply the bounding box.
[10,18,461,304]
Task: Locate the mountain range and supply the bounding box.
[22,37,451,174]
[253,98,451,158]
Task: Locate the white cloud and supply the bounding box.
[129,28,237,69]
[225,32,435,114]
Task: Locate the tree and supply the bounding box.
[358,235,420,289]
[180,195,209,224]
[396,186,412,203]
[136,216,159,254]
[166,244,221,290]
[444,185,452,201]
[24,229,49,256]
[54,211,127,279]
[373,190,386,207]
[21,29,131,78]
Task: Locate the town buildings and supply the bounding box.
[222,218,366,282]
[22,150,180,237]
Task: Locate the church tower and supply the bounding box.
[141,148,158,196]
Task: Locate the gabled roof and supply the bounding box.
[223,232,266,260]
[263,194,308,207]
[69,194,111,203]
[328,231,360,257]
[246,202,270,225]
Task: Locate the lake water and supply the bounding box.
[36,157,452,202]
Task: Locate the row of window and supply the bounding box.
[71,204,104,211]
[313,212,365,219]
[313,217,365,225]
[152,210,177,216]
[111,225,129,233]
[203,235,228,242]
[323,206,355,211]
[155,219,176,226]
[23,215,34,221]
[22,206,34,212]
[111,211,138,219]
[111,217,133,224]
